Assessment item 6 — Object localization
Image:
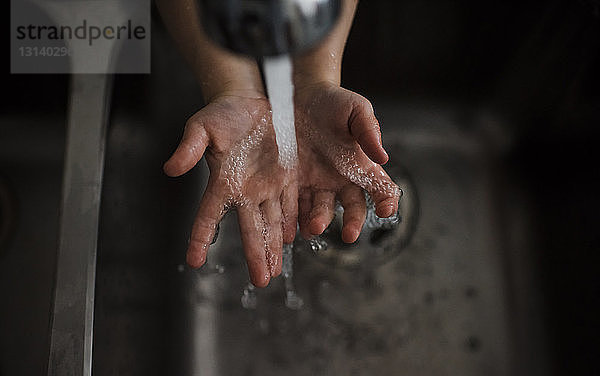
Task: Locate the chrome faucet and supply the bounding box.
[198,0,341,56]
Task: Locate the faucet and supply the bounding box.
[198,0,341,56]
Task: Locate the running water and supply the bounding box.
[263,55,298,169]
[237,55,303,309]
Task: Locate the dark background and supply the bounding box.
[2,1,600,375]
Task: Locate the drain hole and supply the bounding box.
[298,161,420,270]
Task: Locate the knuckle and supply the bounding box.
[352,94,373,113]
[192,220,217,243]
[189,235,210,248]
[312,200,331,212]
[359,125,381,141]
[184,117,199,132]
[345,201,366,212]
[360,97,374,112]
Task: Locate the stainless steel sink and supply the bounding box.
[117,100,544,376]
[0,88,546,376]
[0,27,547,376]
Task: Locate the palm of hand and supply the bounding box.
[294,84,401,242]
[164,95,297,287]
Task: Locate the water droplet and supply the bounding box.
[285,291,304,310]
[241,283,257,309]
[309,236,328,253]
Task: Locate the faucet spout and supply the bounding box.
[198,0,341,57]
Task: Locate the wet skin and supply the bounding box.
[295,82,401,243]
[164,86,400,287]
[164,94,297,287]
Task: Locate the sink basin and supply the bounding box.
[0,82,545,376]
[91,92,545,375]
[0,25,546,376]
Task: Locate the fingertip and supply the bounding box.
[251,271,271,288]
[186,249,207,269]
[376,203,396,218]
[246,261,271,288]
[342,225,360,243]
[164,138,208,177]
[370,149,389,165]
[271,252,283,277]
[271,266,282,279]
[300,229,313,241]
[379,149,390,165]
[359,134,389,165]
[163,151,196,177]
[163,159,181,177]
[369,133,389,164]
[309,219,327,236]
[283,230,296,245]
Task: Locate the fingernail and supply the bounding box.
[377,204,394,218]
[342,227,359,244]
[252,273,270,288]
[310,221,327,235]
[381,150,389,164]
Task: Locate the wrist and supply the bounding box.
[293,77,339,98]
[194,52,266,103]
[200,74,266,103]
[204,86,266,103]
[293,59,341,93]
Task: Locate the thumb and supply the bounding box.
[348,98,389,165]
[163,116,210,177]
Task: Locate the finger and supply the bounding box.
[281,182,298,244]
[349,99,389,165]
[187,185,226,269]
[298,190,313,240]
[260,200,283,278]
[365,167,402,218]
[309,190,336,236]
[339,185,367,243]
[237,205,271,288]
[163,117,209,177]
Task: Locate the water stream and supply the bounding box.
[263,55,298,169]
[254,55,303,309]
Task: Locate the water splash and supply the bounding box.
[237,56,303,310]
[283,243,304,310]
[295,100,402,200]
[241,283,258,309]
[221,116,269,208]
[364,192,401,229]
[309,236,328,253]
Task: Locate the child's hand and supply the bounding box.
[164,93,297,287]
[295,83,401,243]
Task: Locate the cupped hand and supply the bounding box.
[164,94,298,287]
[295,83,401,243]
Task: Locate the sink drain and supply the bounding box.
[297,163,419,270]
